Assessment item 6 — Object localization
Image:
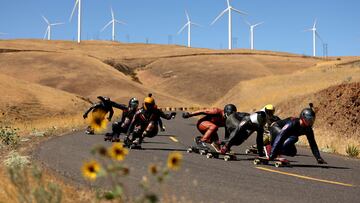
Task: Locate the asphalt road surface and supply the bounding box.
[34,114,360,203]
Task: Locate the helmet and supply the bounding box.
[300,108,316,127]
[263,104,275,117]
[128,97,139,110]
[224,104,237,118]
[143,93,155,110]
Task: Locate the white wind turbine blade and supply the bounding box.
[43,27,49,40]
[245,20,251,26]
[42,15,50,25]
[253,21,264,28]
[191,22,202,27]
[101,20,113,32]
[177,22,189,34]
[111,7,114,20]
[231,7,248,15]
[211,8,229,25]
[316,31,323,43]
[313,19,317,29]
[185,10,190,22]
[69,0,79,21]
[227,0,231,7]
[115,19,126,25]
[51,22,65,26]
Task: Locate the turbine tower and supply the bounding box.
[70,0,82,43]
[101,7,126,41]
[245,21,263,50]
[177,10,200,48]
[42,16,64,40]
[305,19,322,56]
[211,0,247,50]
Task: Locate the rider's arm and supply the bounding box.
[83,103,98,118]
[189,108,219,117]
[306,129,322,160]
[159,109,175,120]
[108,107,114,121]
[126,111,139,135]
[224,126,230,140]
[111,101,127,111]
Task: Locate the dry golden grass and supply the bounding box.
[137,54,320,105]
[0,39,323,106]
[0,50,188,107]
[215,57,360,111]
[0,165,92,203]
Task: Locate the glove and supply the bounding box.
[317,158,327,164]
[182,112,191,119]
[170,112,177,118]
[83,114,87,119]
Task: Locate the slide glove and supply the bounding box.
[170,112,177,118]
[317,158,327,164]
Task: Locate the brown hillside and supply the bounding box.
[277,82,360,139]
[0,40,324,106]
[0,73,88,122]
[0,51,188,107]
[215,58,360,111]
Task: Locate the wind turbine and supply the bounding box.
[177,10,200,48]
[42,16,64,40]
[245,21,263,50]
[70,0,82,43]
[211,0,247,50]
[101,7,126,41]
[305,19,322,57]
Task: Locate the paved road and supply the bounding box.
[34,114,360,203]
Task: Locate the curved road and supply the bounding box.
[34,114,360,202]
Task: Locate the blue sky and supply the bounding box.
[0,0,359,56]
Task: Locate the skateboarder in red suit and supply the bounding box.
[182,107,229,152]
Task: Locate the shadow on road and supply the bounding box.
[141,147,187,152]
[142,141,168,144]
[288,164,350,169]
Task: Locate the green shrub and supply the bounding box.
[0,125,20,148]
[346,144,359,157]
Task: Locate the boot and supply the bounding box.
[211,141,221,153]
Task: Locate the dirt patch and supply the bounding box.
[276,82,360,155]
[103,59,142,84]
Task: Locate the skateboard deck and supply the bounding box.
[206,150,237,161]
[253,157,290,167]
[187,145,210,155]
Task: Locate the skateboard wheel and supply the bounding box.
[245,149,250,154]
[254,159,261,165]
[275,162,281,167]
[200,150,206,155]
[206,153,213,159]
[224,156,230,161]
[187,148,193,153]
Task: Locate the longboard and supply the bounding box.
[253,157,290,167]
[187,146,209,155]
[206,150,237,161]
